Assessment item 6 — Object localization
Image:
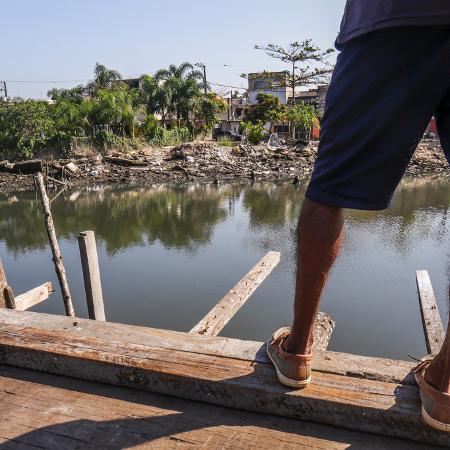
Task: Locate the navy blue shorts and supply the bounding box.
[306,26,450,210]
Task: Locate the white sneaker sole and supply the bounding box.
[422,406,450,432]
[266,347,311,388]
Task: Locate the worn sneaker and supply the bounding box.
[266,327,312,388]
[415,356,450,432]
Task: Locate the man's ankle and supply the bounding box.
[424,355,450,393]
[282,332,312,355]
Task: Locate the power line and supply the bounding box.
[8,78,90,83]
[209,81,246,90]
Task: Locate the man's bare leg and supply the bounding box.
[424,312,450,393]
[283,199,344,355]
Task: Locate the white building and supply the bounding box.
[247,71,290,105]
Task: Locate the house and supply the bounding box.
[290,85,328,119]
[216,94,247,136]
[247,71,290,105]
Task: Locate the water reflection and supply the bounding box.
[0,185,234,254]
[0,177,449,360]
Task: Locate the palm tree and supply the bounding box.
[87,63,122,95]
[140,75,173,127]
[153,62,203,83]
[154,63,203,125]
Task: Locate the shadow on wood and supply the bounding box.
[0,365,434,450]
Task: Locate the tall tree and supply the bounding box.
[244,93,286,132]
[255,40,334,102]
[87,63,122,95]
[154,63,203,122]
[140,74,173,127]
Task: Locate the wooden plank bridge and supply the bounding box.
[0,252,448,448]
[0,179,448,448]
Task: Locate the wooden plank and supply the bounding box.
[35,173,75,317]
[416,270,446,355]
[77,231,106,321]
[0,309,415,385]
[14,283,53,312]
[0,365,434,450]
[190,251,281,336]
[0,322,446,446]
[0,258,8,308]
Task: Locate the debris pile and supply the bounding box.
[407,140,450,176]
[0,139,446,191]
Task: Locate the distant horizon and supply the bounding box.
[1,0,346,99]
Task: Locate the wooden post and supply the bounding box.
[0,258,15,309]
[416,270,445,355]
[78,230,105,321]
[35,173,75,317]
[0,258,7,308]
[3,286,15,310]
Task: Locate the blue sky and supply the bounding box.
[1,0,346,98]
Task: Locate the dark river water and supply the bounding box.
[1,178,449,360]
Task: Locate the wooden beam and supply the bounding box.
[190,252,281,336]
[0,318,445,446]
[35,173,75,317]
[78,231,106,321]
[14,282,53,311]
[0,309,416,385]
[416,270,446,355]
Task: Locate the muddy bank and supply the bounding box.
[0,139,447,191]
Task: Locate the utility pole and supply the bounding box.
[196,63,207,94]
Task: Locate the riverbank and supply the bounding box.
[0,139,447,191]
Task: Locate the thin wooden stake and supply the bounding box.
[35,173,75,317]
[78,230,105,321]
[416,270,445,355]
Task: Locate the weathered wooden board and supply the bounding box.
[190,251,281,336]
[14,283,53,311]
[416,270,446,355]
[3,285,15,309]
[103,156,148,167]
[0,365,434,450]
[0,309,414,385]
[313,312,335,351]
[0,258,8,308]
[0,321,445,446]
[78,231,106,321]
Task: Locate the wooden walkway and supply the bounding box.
[0,246,448,448]
[0,364,438,449]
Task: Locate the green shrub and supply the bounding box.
[148,126,192,146]
[95,130,119,150]
[241,122,265,145]
[217,137,234,147]
[0,99,55,159]
[141,114,159,140]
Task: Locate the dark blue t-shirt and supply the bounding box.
[338,0,450,44]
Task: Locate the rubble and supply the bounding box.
[406,140,450,176]
[0,139,447,192]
